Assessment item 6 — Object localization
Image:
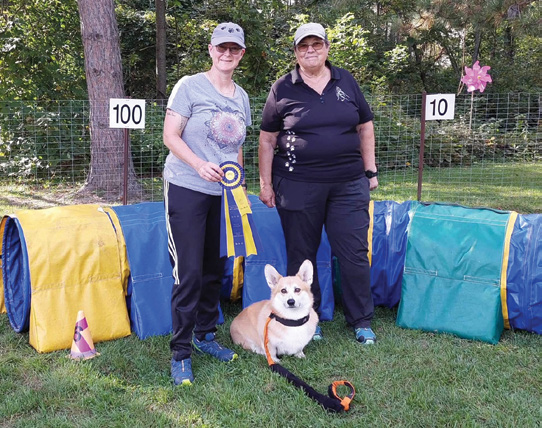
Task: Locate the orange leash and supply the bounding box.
[263,316,275,366]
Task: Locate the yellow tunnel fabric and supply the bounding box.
[230,256,244,302]
[500,211,518,329]
[15,204,131,353]
[368,200,374,266]
[0,216,6,314]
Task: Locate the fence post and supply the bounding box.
[417,92,427,202]
[123,128,129,205]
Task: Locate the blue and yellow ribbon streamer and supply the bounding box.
[219,162,262,257]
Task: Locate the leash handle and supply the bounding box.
[264,316,355,412]
[329,380,356,411]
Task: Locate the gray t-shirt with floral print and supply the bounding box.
[164,72,251,195]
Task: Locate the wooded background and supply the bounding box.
[0,1,540,205]
[1,0,540,100]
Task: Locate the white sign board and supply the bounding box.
[425,94,455,121]
[109,98,146,129]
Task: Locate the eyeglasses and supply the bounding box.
[296,41,326,53]
[215,44,243,55]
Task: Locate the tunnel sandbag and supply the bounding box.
[397,203,514,344]
[1,215,31,331]
[243,195,334,321]
[505,213,542,334]
[12,204,131,353]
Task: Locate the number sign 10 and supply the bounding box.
[109,99,146,129]
[425,94,456,121]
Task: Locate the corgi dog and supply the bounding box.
[230,259,318,363]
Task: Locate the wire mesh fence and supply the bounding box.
[1,93,540,212]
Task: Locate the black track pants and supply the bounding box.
[164,181,225,361]
[273,176,374,328]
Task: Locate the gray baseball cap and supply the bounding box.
[294,23,327,46]
[211,22,246,48]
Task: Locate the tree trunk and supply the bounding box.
[472,27,481,64]
[77,0,141,200]
[155,0,167,99]
[412,43,428,92]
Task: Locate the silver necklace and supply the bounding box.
[206,71,235,96]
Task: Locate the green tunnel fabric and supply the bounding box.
[397,203,513,344]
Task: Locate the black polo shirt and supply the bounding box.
[261,61,374,183]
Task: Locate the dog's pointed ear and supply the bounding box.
[264,264,282,289]
[297,260,313,285]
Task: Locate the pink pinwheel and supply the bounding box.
[461,61,492,93]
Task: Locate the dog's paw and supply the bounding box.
[294,351,306,358]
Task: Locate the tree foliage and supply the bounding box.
[0,0,86,100]
[0,0,540,101]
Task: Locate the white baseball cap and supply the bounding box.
[294,23,327,46]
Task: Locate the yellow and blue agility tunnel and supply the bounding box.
[0,215,6,314]
[243,195,334,320]
[1,215,30,329]
[221,256,244,302]
[112,202,230,340]
[397,203,515,344]
[2,199,539,348]
[112,202,173,339]
[0,271,4,314]
[505,214,542,334]
[370,200,412,307]
[1,205,131,353]
[332,200,411,307]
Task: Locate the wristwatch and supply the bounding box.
[365,170,378,179]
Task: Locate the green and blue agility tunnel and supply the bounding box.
[397,203,515,343]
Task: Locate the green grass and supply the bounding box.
[1,304,541,427]
[372,163,542,214]
[1,163,541,426]
[3,162,540,216]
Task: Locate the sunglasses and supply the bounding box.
[215,44,243,55]
[296,41,326,53]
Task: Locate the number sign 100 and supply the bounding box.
[113,104,143,125]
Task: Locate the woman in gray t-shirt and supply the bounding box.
[163,22,250,386]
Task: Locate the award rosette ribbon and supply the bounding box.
[219,161,262,257]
